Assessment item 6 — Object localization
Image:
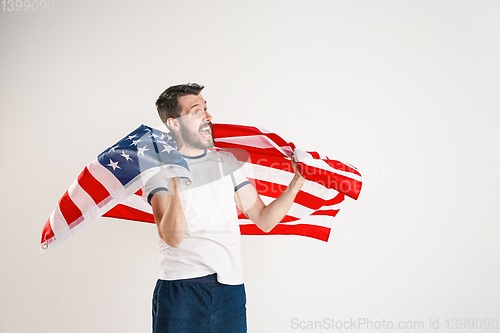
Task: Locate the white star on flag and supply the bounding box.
[107,159,120,170]
[130,139,143,146]
[162,145,174,153]
[108,145,119,153]
[127,134,137,140]
[137,145,149,156]
[120,151,133,161]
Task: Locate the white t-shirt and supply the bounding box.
[142,149,251,285]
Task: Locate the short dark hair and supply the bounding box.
[156,83,205,124]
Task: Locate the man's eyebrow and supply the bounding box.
[188,100,207,111]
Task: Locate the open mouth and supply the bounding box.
[199,123,212,139]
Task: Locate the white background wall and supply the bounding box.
[1,1,499,332]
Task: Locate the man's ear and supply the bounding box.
[166,117,181,133]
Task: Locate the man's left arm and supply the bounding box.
[234,156,306,233]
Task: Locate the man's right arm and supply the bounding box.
[150,177,186,248]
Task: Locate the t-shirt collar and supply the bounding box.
[181,150,208,159]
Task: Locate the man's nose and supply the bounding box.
[204,110,212,121]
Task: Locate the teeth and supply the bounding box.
[200,126,211,137]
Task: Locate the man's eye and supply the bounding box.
[193,110,201,116]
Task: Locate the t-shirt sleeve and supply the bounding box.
[227,153,251,192]
[233,166,251,192]
[142,170,169,206]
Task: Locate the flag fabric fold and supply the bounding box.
[212,123,362,241]
[41,123,362,252]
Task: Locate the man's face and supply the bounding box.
[177,94,213,150]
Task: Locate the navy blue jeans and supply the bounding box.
[152,278,247,333]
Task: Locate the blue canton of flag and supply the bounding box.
[97,125,189,187]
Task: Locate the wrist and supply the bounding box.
[290,174,305,192]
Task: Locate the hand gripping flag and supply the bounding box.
[41,123,362,252]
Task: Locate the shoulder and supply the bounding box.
[207,149,239,164]
[211,148,246,164]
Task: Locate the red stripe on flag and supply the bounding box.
[58,190,83,225]
[251,179,345,209]
[239,223,331,242]
[237,212,300,223]
[216,142,287,159]
[212,123,254,138]
[308,151,320,159]
[295,192,344,210]
[297,162,362,200]
[324,159,362,177]
[278,215,300,223]
[220,146,293,170]
[213,124,296,151]
[213,124,268,139]
[103,204,155,224]
[311,209,340,217]
[41,218,55,244]
[77,166,111,206]
[252,179,287,199]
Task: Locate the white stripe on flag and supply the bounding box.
[238,215,334,229]
[67,180,100,219]
[217,135,293,156]
[295,150,362,181]
[87,160,124,194]
[259,195,314,217]
[120,194,153,214]
[49,207,68,235]
[242,162,341,200]
[280,217,334,228]
[259,196,343,219]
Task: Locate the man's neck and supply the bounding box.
[177,144,206,157]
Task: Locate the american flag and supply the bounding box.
[40,124,362,252]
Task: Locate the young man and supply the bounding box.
[145,83,305,333]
